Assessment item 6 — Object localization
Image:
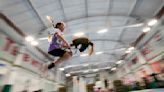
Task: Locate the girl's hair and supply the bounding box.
[55,22,63,28]
[48,22,63,42]
[88,42,94,55]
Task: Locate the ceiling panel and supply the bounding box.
[29,0,55,8]
[62,0,85,20]
[8,11,34,23]
[110,0,135,15]
[103,29,123,40]
[103,42,118,50]
[68,24,87,32]
[88,0,109,16]
[65,12,85,21]
[0,0,21,8]
[36,4,61,15]
[88,7,108,16]
[108,17,127,26]
[131,0,164,17]
[2,1,31,16]
[62,0,84,7]
[17,19,43,33]
[121,27,142,44]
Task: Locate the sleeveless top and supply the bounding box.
[48,28,63,52]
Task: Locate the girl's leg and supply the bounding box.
[48,51,72,69]
[53,51,72,64]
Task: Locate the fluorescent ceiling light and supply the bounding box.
[65,66,72,68]
[38,37,48,40]
[129,23,143,27]
[59,68,65,71]
[116,60,123,64]
[125,50,131,54]
[95,51,103,55]
[80,53,88,57]
[115,48,126,51]
[66,74,71,77]
[148,19,158,26]
[97,29,108,34]
[111,67,116,71]
[125,46,134,54]
[73,32,85,37]
[128,46,135,51]
[143,27,151,33]
[31,41,39,46]
[119,23,144,29]
[25,36,34,42]
[93,69,99,72]
[83,70,89,73]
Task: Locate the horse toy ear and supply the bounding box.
[47,32,52,42]
[48,35,52,42]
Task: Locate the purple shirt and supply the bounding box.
[48,28,63,52]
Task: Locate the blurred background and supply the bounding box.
[0,0,164,92]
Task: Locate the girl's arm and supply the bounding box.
[55,33,70,47]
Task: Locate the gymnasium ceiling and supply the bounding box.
[0,0,163,75]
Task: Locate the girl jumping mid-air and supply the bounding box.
[47,22,72,69]
[47,22,94,70]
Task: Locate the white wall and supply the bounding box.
[115,16,164,83]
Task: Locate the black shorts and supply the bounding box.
[48,49,66,57]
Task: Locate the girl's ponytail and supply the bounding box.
[88,42,94,55]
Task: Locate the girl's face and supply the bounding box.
[59,23,65,32]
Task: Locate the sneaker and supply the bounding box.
[48,63,55,69]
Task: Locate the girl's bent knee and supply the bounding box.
[65,52,72,57]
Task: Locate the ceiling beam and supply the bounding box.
[153,3,164,18]
[121,5,164,60]
[58,0,72,36]
[114,0,138,50]
[84,0,89,36]
[133,6,164,47]
[26,0,47,30]
[106,0,113,26]
[66,65,113,74]
[65,61,114,69]
[58,0,67,21]
[62,57,115,68]
[0,13,25,37]
[102,0,113,53]
[156,6,164,19]
[66,14,138,22]
[91,38,126,46]
[84,0,88,17]
[40,15,139,33]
